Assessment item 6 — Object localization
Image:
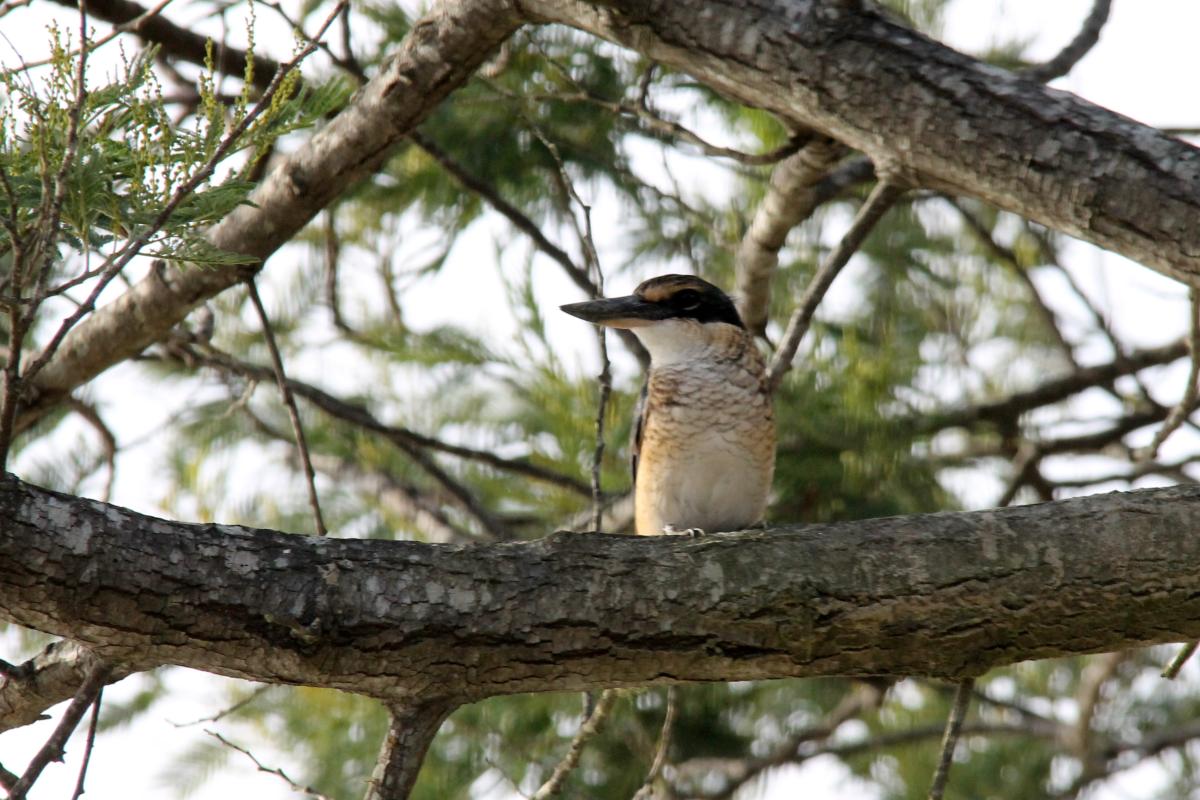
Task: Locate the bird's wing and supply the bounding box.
[631,378,648,483]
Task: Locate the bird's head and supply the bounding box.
[560,274,745,364]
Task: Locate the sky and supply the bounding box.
[4,1,1200,798]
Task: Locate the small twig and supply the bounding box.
[1138,288,1200,462]
[1162,641,1199,679]
[0,762,19,791]
[261,0,365,81]
[1022,0,1112,83]
[532,689,619,800]
[529,125,615,528]
[245,280,327,536]
[1,0,176,75]
[537,129,613,741]
[322,210,354,335]
[170,684,271,727]
[632,686,678,800]
[206,729,334,800]
[766,180,904,392]
[0,0,35,17]
[69,686,103,800]
[410,130,647,366]
[509,82,807,166]
[948,198,1077,365]
[66,396,118,502]
[927,677,976,800]
[535,131,612,531]
[636,62,657,109]
[170,344,591,495]
[7,662,112,800]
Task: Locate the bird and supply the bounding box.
[561,274,775,535]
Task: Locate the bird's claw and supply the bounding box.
[663,525,706,537]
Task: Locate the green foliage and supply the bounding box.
[0,26,344,272]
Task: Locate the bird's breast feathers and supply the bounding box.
[633,343,775,535]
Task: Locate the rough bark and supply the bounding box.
[522,0,1200,285]
[16,0,523,430]
[3,473,1200,717]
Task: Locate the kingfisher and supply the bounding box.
[561,274,776,535]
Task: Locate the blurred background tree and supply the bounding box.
[4,0,1200,797]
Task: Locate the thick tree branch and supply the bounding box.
[523,0,1200,285]
[5,475,1200,708]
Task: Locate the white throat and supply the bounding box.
[632,319,721,366]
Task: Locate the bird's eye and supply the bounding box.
[671,289,702,310]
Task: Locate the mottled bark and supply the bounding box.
[523,0,1200,285]
[3,474,1200,720]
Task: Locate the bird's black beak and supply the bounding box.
[560,295,670,329]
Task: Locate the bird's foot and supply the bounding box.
[662,525,706,537]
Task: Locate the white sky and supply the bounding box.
[4,1,1200,799]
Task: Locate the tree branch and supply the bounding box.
[523,0,1200,285]
[734,138,847,335]
[245,280,328,536]
[531,689,618,799]
[1022,0,1112,83]
[363,700,456,800]
[5,475,1200,706]
[0,639,139,734]
[767,179,904,391]
[22,0,1200,444]
[173,345,591,496]
[911,338,1188,434]
[7,662,111,800]
[207,729,335,800]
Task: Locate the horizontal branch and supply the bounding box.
[4,475,1200,708]
[912,338,1188,433]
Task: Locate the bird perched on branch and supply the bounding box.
[562,274,775,535]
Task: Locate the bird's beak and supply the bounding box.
[560,295,670,329]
